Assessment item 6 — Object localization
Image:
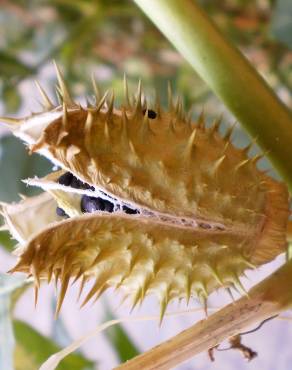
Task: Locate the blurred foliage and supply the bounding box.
[0,275,27,370]
[271,0,292,49]
[14,320,94,370]
[0,0,290,115]
[0,230,15,252]
[0,275,93,370]
[0,135,51,252]
[0,136,51,203]
[0,0,291,367]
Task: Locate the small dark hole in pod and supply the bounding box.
[122,205,138,214]
[56,207,69,218]
[142,109,157,119]
[58,172,73,186]
[81,196,114,213]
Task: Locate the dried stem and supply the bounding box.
[116,259,292,370]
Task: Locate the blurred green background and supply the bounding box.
[0,0,291,115]
[0,1,291,369]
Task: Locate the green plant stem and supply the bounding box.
[133,0,292,191]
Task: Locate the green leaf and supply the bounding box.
[104,307,140,363]
[0,135,52,203]
[271,0,292,49]
[0,52,34,80]
[0,275,28,370]
[2,85,22,114]
[13,320,94,370]
[0,230,16,252]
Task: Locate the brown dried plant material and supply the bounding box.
[115,259,292,370]
[228,335,257,361]
[0,63,289,319]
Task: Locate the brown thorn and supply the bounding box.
[34,285,39,308]
[62,102,68,129]
[197,109,205,129]
[34,80,54,110]
[234,158,250,172]
[96,90,109,112]
[210,114,223,133]
[134,79,142,115]
[224,122,236,141]
[123,73,131,107]
[0,116,22,127]
[242,142,253,155]
[53,61,77,107]
[154,90,161,118]
[107,91,115,117]
[91,73,101,103]
[167,81,174,111]
[55,274,70,316]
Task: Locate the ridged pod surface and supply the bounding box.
[0,64,289,319]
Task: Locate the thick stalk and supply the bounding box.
[116,259,292,370]
[133,0,292,191]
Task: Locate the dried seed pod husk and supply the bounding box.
[0,68,289,317]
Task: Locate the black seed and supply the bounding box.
[81,196,114,213]
[142,109,157,119]
[83,183,95,191]
[56,207,68,218]
[103,199,114,212]
[58,172,73,186]
[81,196,103,213]
[70,176,85,189]
[122,205,138,214]
[71,176,95,191]
[58,172,95,191]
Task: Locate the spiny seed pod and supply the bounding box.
[0,63,289,321]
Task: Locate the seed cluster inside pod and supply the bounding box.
[56,171,139,217]
[0,63,289,319]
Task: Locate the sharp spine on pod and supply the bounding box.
[96,90,109,112]
[35,80,54,110]
[53,60,77,108]
[91,73,101,104]
[210,114,223,133]
[106,91,115,118]
[167,81,175,112]
[133,79,143,116]
[154,91,161,119]
[184,127,197,159]
[197,109,205,129]
[224,122,237,141]
[123,73,131,108]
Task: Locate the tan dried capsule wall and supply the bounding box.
[0,65,289,320]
